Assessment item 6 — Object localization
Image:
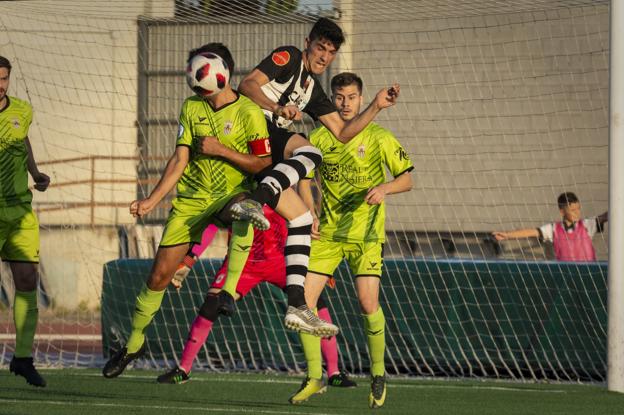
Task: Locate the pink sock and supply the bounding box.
[318,308,339,376]
[179,315,213,373]
[191,225,219,257]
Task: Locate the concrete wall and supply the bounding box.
[335,1,609,247]
[0,0,174,226]
[0,1,175,309]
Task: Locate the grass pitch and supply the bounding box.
[1,369,624,415]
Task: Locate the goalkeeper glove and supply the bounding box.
[171,254,197,289]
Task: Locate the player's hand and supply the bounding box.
[171,265,190,289]
[374,84,400,109]
[199,136,224,157]
[311,215,320,240]
[276,105,303,121]
[171,254,197,289]
[33,172,50,192]
[365,184,387,205]
[130,198,154,218]
[491,232,507,241]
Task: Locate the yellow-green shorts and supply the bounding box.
[0,204,40,263]
[159,194,243,247]
[308,238,383,278]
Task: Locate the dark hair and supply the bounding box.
[331,72,363,94]
[188,43,235,74]
[309,18,345,49]
[0,56,12,73]
[557,192,579,209]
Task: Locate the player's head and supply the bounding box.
[331,72,363,121]
[0,56,11,104]
[188,43,235,76]
[557,192,581,223]
[304,18,344,75]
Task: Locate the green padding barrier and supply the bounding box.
[102,259,607,380]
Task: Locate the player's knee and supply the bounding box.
[10,264,38,291]
[289,210,314,228]
[359,298,379,315]
[147,269,172,290]
[198,293,220,321]
[13,275,37,292]
[293,145,323,167]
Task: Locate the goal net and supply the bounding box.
[0,0,609,381]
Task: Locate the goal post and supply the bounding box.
[608,0,624,394]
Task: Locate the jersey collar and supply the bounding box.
[204,91,240,112]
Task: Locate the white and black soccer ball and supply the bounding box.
[186,52,230,98]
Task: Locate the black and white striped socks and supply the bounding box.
[253,145,323,207]
[285,211,314,307]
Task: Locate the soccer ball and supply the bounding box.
[186,52,230,97]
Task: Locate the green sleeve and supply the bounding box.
[380,129,413,177]
[176,100,193,147]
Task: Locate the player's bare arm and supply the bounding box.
[199,136,271,174]
[492,228,540,241]
[319,84,400,144]
[24,137,50,192]
[130,146,190,218]
[239,69,302,121]
[365,170,412,205]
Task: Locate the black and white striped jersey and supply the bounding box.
[256,45,335,128]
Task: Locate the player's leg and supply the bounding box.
[277,188,338,337]
[317,294,357,388]
[215,220,253,315]
[228,126,321,229]
[210,194,255,315]
[351,242,386,409]
[3,206,46,387]
[289,271,329,404]
[10,263,46,388]
[159,263,260,383]
[103,243,188,378]
[158,287,242,384]
[256,133,322,202]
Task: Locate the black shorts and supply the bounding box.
[255,119,306,181]
[267,119,295,166]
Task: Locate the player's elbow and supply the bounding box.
[400,172,413,192]
[249,157,272,174]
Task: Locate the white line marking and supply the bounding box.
[0,334,100,341]
[0,398,331,415]
[67,372,567,393]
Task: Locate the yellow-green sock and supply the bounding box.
[126,284,164,353]
[14,290,38,358]
[221,221,253,297]
[364,307,386,377]
[299,330,323,380]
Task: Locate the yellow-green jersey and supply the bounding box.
[0,96,33,207]
[309,122,413,243]
[176,93,270,204]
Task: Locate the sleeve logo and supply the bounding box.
[272,50,291,66]
[394,148,410,161]
[177,124,184,138]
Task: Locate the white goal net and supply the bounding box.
[0,0,609,381]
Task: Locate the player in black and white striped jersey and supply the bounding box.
[204,18,400,336]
